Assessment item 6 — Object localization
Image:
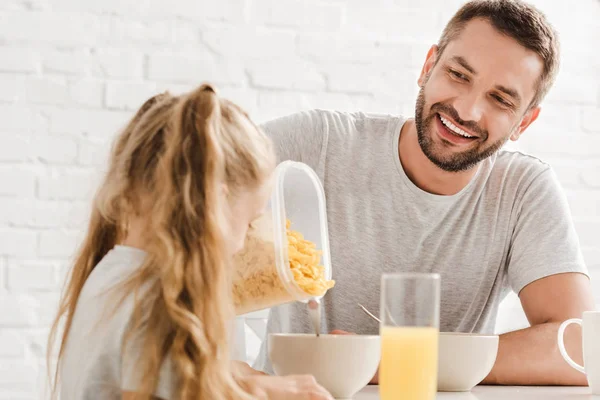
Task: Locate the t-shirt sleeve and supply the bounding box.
[507,167,589,294]
[259,109,327,171]
[121,328,176,400]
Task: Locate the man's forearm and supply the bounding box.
[482,322,587,386]
[370,322,587,387]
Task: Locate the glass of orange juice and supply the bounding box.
[379,273,441,400]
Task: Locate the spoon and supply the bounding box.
[308,298,321,337]
[358,303,381,323]
[358,303,398,326]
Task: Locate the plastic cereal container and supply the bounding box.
[232,161,334,315]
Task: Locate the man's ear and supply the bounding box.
[511,106,540,141]
[418,45,439,87]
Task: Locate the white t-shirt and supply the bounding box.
[59,245,175,400]
[254,109,588,373]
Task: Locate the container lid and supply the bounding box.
[270,161,332,302]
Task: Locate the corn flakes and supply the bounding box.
[232,217,335,315]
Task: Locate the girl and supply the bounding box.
[48,84,333,400]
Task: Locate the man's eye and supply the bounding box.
[492,94,512,108]
[449,69,468,81]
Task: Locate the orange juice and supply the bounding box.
[380,326,439,400]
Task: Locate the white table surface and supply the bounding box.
[353,385,598,399]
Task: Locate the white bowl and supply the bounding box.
[269,333,381,399]
[438,332,499,392]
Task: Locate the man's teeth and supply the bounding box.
[440,115,475,138]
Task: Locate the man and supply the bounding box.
[253,0,596,386]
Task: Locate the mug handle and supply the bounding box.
[557,318,585,374]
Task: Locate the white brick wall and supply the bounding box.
[0,0,599,397]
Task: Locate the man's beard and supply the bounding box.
[414,84,512,173]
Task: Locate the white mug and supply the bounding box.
[558,311,600,395]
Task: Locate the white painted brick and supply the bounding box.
[53,0,246,21]
[573,219,600,247]
[160,0,247,21]
[57,263,71,289]
[173,21,202,43]
[0,393,34,400]
[180,0,247,21]
[0,199,87,228]
[255,92,313,123]
[0,293,38,326]
[68,79,104,108]
[0,230,38,258]
[26,77,68,105]
[18,0,50,11]
[560,51,600,80]
[29,292,61,326]
[0,12,111,46]
[0,75,25,102]
[0,166,36,197]
[110,18,172,44]
[518,132,600,157]
[528,104,582,134]
[24,329,51,359]
[33,135,78,164]
[42,48,89,76]
[0,48,38,73]
[307,92,376,114]
[37,169,98,200]
[545,73,598,105]
[32,201,89,229]
[582,166,600,188]
[0,199,31,226]
[0,133,30,162]
[48,108,130,138]
[105,82,158,110]
[565,190,600,218]
[203,25,296,59]
[345,6,443,41]
[325,64,418,96]
[78,138,112,167]
[250,0,343,30]
[0,257,4,288]
[148,52,245,85]
[248,61,325,91]
[38,230,81,258]
[256,91,376,123]
[7,259,58,290]
[91,49,144,79]
[153,83,197,96]
[582,106,600,133]
[51,0,142,14]
[297,34,413,64]
[0,106,45,133]
[582,247,600,268]
[369,93,408,115]
[408,42,435,68]
[0,0,23,12]
[0,331,26,358]
[0,360,38,393]
[218,87,259,118]
[589,269,600,304]
[545,160,586,188]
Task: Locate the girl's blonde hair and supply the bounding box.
[48,83,275,399]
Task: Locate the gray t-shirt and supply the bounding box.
[60,246,175,400]
[253,109,588,374]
